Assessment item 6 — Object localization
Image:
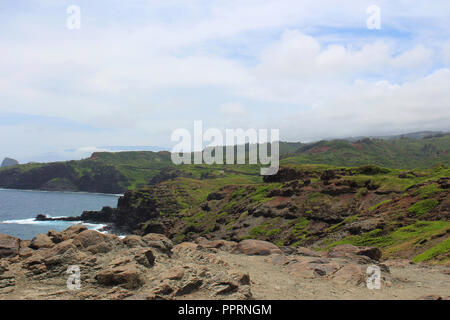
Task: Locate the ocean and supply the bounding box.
[0,188,120,239]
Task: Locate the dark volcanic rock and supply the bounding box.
[35,214,81,222]
[263,167,311,183]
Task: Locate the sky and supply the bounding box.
[1,0,450,162]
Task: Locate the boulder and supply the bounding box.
[0,234,20,258]
[47,230,64,244]
[142,233,173,254]
[172,242,199,254]
[332,264,364,286]
[297,246,321,257]
[195,237,237,251]
[206,191,225,201]
[122,235,145,248]
[311,263,340,277]
[134,249,155,267]
[0,260,9,274]
[356,247,382,261]
[73,230,107,249]
[286,261,316,279]
[263,167,308,183]
[236,240,282,256]
[328,244,382,261]
[160,266,185,281]
[96,263,145,289]
[41,239,84,266]
[62,225,88,239]
[30,234,54,250]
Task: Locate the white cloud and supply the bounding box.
[1,1,450,160]
[219,102,247,117]
[272,68,450,141]
[254,30,434,84]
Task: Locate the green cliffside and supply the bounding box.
[80,164,449,264]
[0,134,449,194]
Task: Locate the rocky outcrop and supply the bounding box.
[263,167,313,183]
[0,161,128,194]
[0,234,20,258]
[1,225,448,300]
[328,244,382,261]
[96,262,145,289]
[236,240,282,256]
[0,226,253,300]
[1,158,19,168]
[29,234,54,250]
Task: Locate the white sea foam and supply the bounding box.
[0,217,106,232]
[1,218,40,225]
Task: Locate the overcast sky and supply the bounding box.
[1,0,450,162]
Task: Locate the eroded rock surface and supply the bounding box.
[0,226,448,300]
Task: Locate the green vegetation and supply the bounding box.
[414,184,444,199]
[408,199,439,215]
[326,215,358,232]
[369,200,392,212]
[327,221,450,262]
[0,134,448,265]
[249,219,283,238]
[281,134,450,169]
[413,238,450,263]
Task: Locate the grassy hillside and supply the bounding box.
[282,134,450,168]
[87,163,449,264]
[0,134,448,193]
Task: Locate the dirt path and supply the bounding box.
[219,252,450,300]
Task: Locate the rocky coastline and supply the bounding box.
[1,225,449,300]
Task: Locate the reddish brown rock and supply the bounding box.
[286,261,316,279]
[236,240,282,256]
[72,230,114,254]
[174,278,203,296]
[297,247,321,257]
[172,242,199,254]
[195,237,237,251]
[47,230,64,244]
[160,266,185,280]
[62,225,88,239]
[0,234,20,258]
[134,249,156,267]
[328,244,382,261]
[30,234,54,250]
[142,233,173,254]
[332,264,364,286]
[122,235,145,247]
[96,263,145,289]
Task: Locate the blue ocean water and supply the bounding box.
[0,188,120,239]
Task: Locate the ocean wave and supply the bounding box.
[0,217,106,232]
[0,188,122,197]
